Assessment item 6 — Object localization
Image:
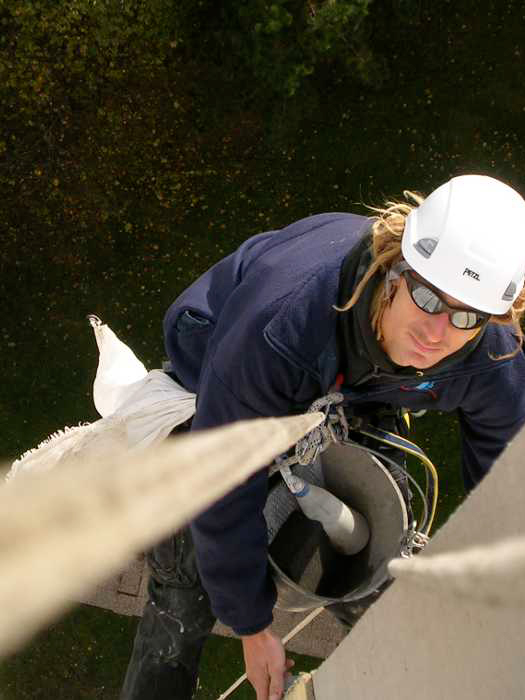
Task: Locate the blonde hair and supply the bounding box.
[338,191,525,360]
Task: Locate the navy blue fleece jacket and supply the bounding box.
[163,213,525,634]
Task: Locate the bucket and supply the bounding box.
[265,441,409,612]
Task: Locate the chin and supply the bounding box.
[399,348,442,370]
[412,359,434,370]
[411,353,444,369]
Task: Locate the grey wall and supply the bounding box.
[310,425,525,699]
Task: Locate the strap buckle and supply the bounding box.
[295,392,345,465]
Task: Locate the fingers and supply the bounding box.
[268,655,295,699]
[245,659,277,699]
[250,668,295,699]
[250,667,271,700]
[268,671,284,700]
[253,677,269,700]
[242,628,291,700]
[249,659,291,700]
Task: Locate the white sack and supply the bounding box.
[115,369,196,448]
[7,318,197,480]
[90,317,148,417]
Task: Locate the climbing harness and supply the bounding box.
[271,391,439,552]
[273,392,349,471]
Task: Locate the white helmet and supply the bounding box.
[402,175,525,315]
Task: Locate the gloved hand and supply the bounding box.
[241,627,295,700]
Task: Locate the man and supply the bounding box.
[121,174,525,700]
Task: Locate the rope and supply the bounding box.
[217,607,324,700]
[0,412,324,659]
[275,393,346,471]
[388,535,525,607]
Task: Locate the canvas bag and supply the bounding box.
[7,317,196,480]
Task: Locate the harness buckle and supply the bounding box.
[295,392,345,465]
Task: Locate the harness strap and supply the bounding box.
[272,393,439,550]
[355,424,439,537]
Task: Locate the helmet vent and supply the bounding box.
[413,237,438,258]
[502,281,517,301]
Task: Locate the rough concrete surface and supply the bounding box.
[312,429,525,700]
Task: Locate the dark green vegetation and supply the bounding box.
[0,605,318,699]
[1,0,524,697]
[0,606,138,699]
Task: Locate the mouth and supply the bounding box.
[409,333,442,354]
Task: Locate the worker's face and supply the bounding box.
[380,275,480,369]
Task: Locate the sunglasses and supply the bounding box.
[402,270,490,330]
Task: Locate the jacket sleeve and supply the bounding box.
[457,348,525,491]
[189,326,316,635]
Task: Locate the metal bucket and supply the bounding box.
[265,441,409,612]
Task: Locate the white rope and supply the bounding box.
[217,607,324,700]
[0,411,324,658]
[388,535,525,607]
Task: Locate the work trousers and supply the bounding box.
[120,527,216,700]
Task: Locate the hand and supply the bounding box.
[241,627,295,700]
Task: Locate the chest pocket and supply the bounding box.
[176,309,213,333]
[170,310,215,391]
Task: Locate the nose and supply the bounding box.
[423,312,450,343]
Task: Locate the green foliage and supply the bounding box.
[172,1,376,99]
[0,1,201,257]
[0,0,379,266]
[0,0,178,121]
[0,0,377,121]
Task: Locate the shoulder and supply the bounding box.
[208,215,371,379]
[460,323,525,411]
[238,212,370,307]
[467,323,525,374]
[254,212,371,260]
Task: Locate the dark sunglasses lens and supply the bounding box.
[450,311,486,330]
[408,275,487,330]
[450,311,476,329]
[411,284,443,313]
